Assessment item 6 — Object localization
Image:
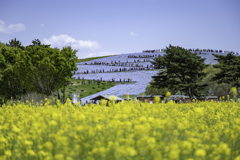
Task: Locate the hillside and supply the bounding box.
[73,51,239,102]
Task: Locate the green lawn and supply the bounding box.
[76,55,119,63]
[56,78,116,101]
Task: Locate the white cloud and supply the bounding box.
[130,32,137,36]
[43,34,100,51]
[0,20,26,34]
[40,23,45,28]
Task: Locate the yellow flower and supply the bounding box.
[25,140,33,146]
[154,96,160,103]
[194,107,204,116]
[27,150,36,156]
[55,154,64,160]
[49,120,57,126]
[4,150,11,157]
[195,148,206,157]
[12,125,21,133]
[110,95,116,101]
[128,147,137,156]
[44,141,53,150]
[1,92,240,159]
[231,87,238,97]
[126,93,130,100]
[165,91,171,98]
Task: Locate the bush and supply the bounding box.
[92,87,96,89]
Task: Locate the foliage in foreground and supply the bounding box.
[0,99,240,160]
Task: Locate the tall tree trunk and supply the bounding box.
[63,85,65,103]
[57,89,60,100]
[188,87,193,100]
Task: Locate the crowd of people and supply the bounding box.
[75,76,133,83]
[128,54,160,58]
[73,65,154,75]
[188,48,238,55]
[142,49,161,53]
[83,57,158,66]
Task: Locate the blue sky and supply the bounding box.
[0,0,239,58]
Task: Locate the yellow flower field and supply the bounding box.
[0,98,240,160]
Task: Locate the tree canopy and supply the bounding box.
[212,53,240,95]
[150,44,209,99]
[14,44,78,96]
[0,42,26,101]
[5,38,24,50]
[0,39,78,105]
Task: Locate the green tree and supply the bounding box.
[201,66,232,98]
[212,53,240,95]
[6,38,24,49]
[14,43,78,97]
[145,79,178,96]
[151,44,209,99]
[0,43,26,103]
[60,80,72,103]
[32,39,41,46]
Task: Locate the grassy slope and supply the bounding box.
[76,55,118,63]
[56,79,116,100]
[56,54,129,100]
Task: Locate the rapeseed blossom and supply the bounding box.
[232,87,238,97]
[165,91,171,98]
[0,98,240,159]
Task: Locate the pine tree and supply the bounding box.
[151,44,209,100]
[212,53,240,95]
